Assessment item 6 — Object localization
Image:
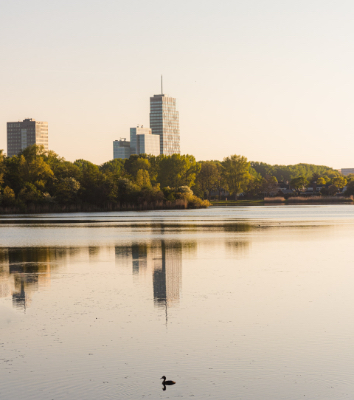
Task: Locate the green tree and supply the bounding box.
[0,150,5,188]
[157,154,199,188]
[100,158,125,177]
[290,176,308,192]
[317,177,326,185]
[55,177,81,204]
[322,175,331,184]
[18,182,43,204]
[331,176,347,189]
[136,169,152,188]
[346,174,354,183]
[261,175,278,196]
[222,155,251,200]
[1,186,15,206]
[124,155,151,179]
[74,159,112,205]
[194,161,219,199]
[344,181,354,196]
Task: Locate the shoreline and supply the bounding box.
[211,198,353,206]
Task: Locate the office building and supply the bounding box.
[150,94,180,155]
[340,168,354,176]
[113,126,160,160]
[7,118,48,157]
[113,139,131,159]
[130,126,160,156]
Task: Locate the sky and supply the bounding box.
[1,0,353,168]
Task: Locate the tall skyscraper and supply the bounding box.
[7,118,48,157]
[150,94,180,155]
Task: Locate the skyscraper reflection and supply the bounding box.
[115,240,183,314]
[153,241,182,309]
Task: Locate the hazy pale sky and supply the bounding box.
[1,0,353,168]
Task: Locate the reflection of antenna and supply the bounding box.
[161,75,163,94]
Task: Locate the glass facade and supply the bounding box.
[7,119,48,157]
[113,139,131,159]
[150,94,180,155]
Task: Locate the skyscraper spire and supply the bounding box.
[161,75,163,95]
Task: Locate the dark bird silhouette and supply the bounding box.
[161,376,176,385]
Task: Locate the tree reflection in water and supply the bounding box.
[0,221,252,313]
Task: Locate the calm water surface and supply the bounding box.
[0,205,354,399]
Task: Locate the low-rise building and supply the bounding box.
[113,139,131,159]
[340,168,354,176]
[113,126,160,160]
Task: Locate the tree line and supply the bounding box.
[192,157,353,199]
[0,146,208,210]
[0,146,352,212]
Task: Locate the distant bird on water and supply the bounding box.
[161,376,176,385]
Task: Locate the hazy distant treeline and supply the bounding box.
[0,146,352,213]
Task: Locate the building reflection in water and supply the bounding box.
[0,247,84,310]
[115,241,184,316]
[153,241,182,309]
[0,248,53,310]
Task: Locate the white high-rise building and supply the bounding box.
[150,94,180,155]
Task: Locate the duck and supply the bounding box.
[161,376,176,385]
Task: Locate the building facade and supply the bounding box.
[130,126,159,156]
[150,94,180,155]
[340,168,354,176]
[113,127,160,160]
[7,118,48,157]
[113,139,131,159]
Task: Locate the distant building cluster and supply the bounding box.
[7,118,48,157]
[5,87,180,161]
[339,168,354,176]
[113,92,180,159]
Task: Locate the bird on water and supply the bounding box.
[161,376,176,385]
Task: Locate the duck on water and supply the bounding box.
[161,376,176,385]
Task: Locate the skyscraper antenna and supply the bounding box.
[161,75,163,95]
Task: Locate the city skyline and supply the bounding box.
[1,1,354,168]
[113,90,180,159]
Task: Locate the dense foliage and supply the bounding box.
[0,146,351,212]
[0,147,209,211]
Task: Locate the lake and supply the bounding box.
[1,205,354,399]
